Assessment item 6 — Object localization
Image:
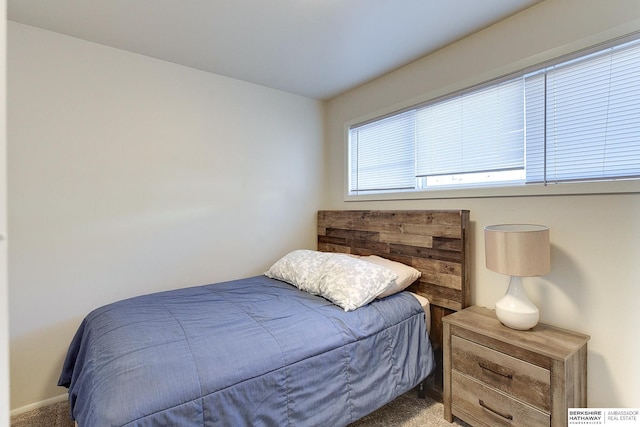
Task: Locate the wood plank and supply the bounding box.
[408,282,463,311]
[421,271,462,291]
[317,235,346,246]
[433,236,463,251]
[414,258,462,289]
[391,244,462,263]
[429,305,453,350]
[324,228,380,241]
[317,242,350,253]
[379,231,434,247]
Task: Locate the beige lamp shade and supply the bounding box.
[484,224,550,277]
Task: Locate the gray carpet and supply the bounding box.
[11,390,469,426]
[11,400,74,427]
[348,390,469,427]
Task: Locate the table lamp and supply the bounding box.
[484,224,550,330]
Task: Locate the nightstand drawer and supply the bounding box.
[452,371,550,427]
[452,335,550,412]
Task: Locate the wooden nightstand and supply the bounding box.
[443,306,590,427]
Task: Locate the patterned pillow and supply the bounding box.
[265,250,398,311]
[314,254,398,311]
[264,249,329,293]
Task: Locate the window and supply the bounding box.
[348,35,640,197]
[349,111,416,192]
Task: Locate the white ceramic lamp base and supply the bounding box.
[495,275,539,330]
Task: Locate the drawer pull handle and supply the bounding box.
[479,399,513,421]
[479,362,513,379]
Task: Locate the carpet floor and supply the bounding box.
[11,389,470,426]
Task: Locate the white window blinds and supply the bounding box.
[349,111,416,193]
[525,38,640,184]
[349,79,525,194]
[415,79,524,178]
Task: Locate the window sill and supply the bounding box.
[345,180,640,201]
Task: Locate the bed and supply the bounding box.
[58,210,470,426]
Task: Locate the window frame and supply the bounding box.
[344,32,640,201]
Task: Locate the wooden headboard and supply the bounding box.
[317,210,470,353]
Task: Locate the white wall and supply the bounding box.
[7,22,324,410]
[1,1,10,425]
[325,0,640,408]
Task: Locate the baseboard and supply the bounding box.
[10,393,68,417]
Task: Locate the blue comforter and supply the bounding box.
[58,275,434,426]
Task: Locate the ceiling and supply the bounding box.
[8,0,542,100]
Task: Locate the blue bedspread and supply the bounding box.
[58,275,434,426]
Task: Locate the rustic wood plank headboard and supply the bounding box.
[317,210,470,354]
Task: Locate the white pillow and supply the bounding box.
[358,255,421,298]
[264,250,398,311]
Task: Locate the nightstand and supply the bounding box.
[443,306,589,427]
